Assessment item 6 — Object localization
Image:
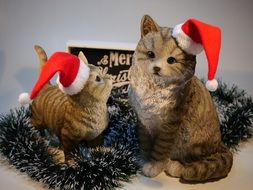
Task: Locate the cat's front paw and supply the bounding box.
[66,159,78,168]
[47,147,65,164]
[142,161,165,178]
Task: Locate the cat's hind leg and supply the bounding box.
[30,105,47,137]
[164,159,184,178]
[182,146,232,182]
[168,144,233,182]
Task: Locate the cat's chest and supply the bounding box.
[66,104,108,140]
[129,65,179,135]
[130,80,176,132]
[82,105,108,139]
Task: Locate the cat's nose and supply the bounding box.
[153,66,161,73]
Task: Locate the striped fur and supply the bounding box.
[128,15,233,182]
[31,46,113,164]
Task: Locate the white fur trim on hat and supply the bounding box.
[205,79,218,92]
[18,92,32,105]
[57,59,90,95]
[172,24,203,55]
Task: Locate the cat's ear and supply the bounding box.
[141,15,159,37]
[78,51,88,65]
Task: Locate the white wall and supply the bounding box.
[0,0,253,113]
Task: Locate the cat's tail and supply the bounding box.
[166,144,233,182]
[18,45,51,105]
[34,45,48,74]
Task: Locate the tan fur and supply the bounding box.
[128,15,233,182]
[34,45,48,74]
[31,45,113,164]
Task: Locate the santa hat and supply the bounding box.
[172,18,221,91]
[18,52,90,105]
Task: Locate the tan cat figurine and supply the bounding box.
[19,45,113,164]
[128,15,233,182]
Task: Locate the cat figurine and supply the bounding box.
[20,45,113,164]
[128,15,233,182]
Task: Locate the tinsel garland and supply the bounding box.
[0,80,252,189]
[211,80,253,149]
[0,108,139,190]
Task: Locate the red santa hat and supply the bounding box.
[172,18,221,91]
[18,52,90,105]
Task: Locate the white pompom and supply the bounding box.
[205,79,218,92]
[18,93,32,105]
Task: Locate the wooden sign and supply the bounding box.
[67,41,136,94]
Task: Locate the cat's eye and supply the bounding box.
[147,51,155,59]
[167,57,177,64]
[95,76,101,82]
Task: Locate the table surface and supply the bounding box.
[1,139,253,190]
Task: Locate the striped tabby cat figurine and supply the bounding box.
[128,15,233,182]
[19,45,113,164]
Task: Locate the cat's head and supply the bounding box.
[135,15,196,87]
[72,52,113,103]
